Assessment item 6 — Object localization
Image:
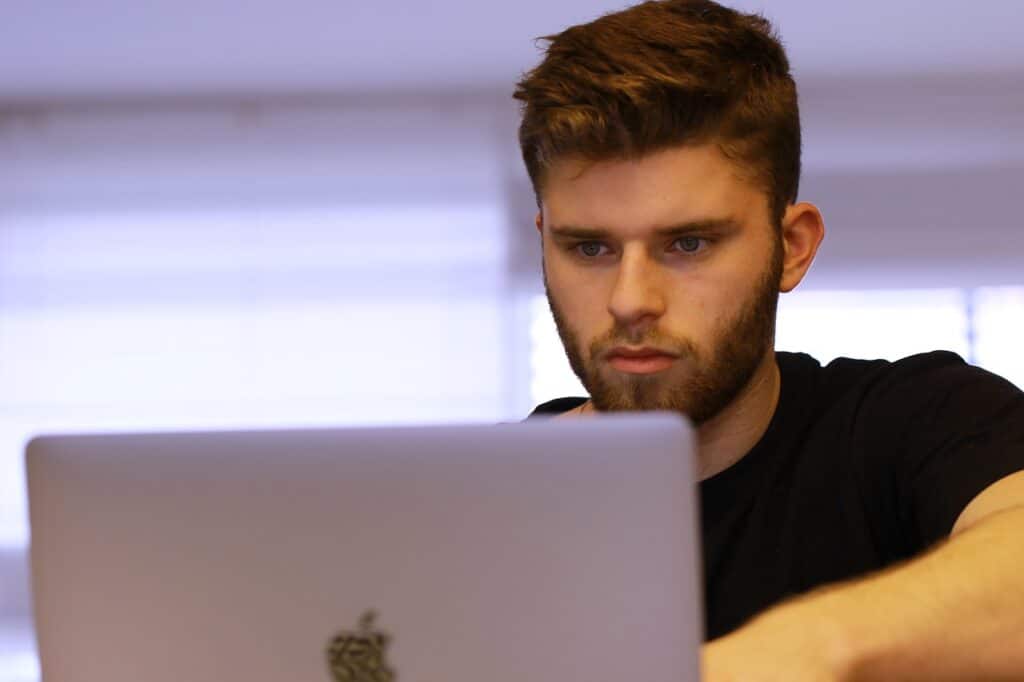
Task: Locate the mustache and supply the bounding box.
[589,329,697,358]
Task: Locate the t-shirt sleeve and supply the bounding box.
[862,352,1024,549]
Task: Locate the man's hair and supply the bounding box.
[513,0,800,225]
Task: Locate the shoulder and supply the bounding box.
[807,349,1024,457]
[850,351,1022,418]
[851,353,1024,545]
[525,396,588,420]
[783,350,1024,548]
[777,349,1024,444]
[781,349,1014,406]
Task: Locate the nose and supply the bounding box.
[607,245,666,332]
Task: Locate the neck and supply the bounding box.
[693,350,781,481]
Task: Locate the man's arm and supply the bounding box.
[702,470,1024,681]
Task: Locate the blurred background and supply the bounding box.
[1,1,1023,678]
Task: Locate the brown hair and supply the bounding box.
[513,0,800,225]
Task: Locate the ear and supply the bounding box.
[535,212,543,234]
[779,202,825,293]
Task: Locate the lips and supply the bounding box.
[608,346,677,359]
[605,347,678,374]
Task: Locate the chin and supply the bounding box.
[588,370,684,413]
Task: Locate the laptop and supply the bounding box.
[26,413,701,682]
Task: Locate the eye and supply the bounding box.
[671,236,708,254]
[573,241,610,258]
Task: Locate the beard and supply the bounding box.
[544,238,783,425]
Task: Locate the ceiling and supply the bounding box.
[3,0,1022,100]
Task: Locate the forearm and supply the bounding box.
[779,506,1024,680]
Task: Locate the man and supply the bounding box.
[514,1,1024,679]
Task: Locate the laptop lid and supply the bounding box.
[27,413,701,682]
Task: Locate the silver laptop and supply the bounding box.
[26,413,701,682]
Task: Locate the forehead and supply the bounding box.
[540,144,767,234]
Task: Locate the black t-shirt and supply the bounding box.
[528,351,1024,640]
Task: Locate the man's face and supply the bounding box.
[540,144,783,424]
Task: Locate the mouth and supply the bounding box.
[605,346,678,375]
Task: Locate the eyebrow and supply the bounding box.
[547,218,741,239]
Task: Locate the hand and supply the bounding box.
[701,605,853,682]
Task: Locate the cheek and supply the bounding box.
[546,262,612,331]
[662,279,733,341]
[558,286,606,329]
[695,271,762,333]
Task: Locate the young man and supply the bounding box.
[514,1,1024,679]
